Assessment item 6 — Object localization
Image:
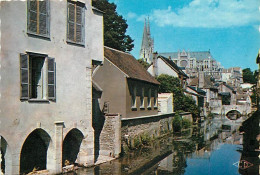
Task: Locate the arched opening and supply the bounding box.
[1,136,7,174]
[62,128,84,166]
[20,129,51,174]
[226,110,241,120]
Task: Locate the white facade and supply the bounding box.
[158,93,174,114]
[0,0,103,174]
[148,57,178,78]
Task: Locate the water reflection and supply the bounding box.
[65,114,258,175]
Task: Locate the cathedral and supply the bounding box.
[159,50,223,79]
[139,18,154,64]
[139,19,223,79]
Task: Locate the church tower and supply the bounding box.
[139,18,154,64]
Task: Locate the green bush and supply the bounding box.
[173,114,182,132]
[182,119,192,129]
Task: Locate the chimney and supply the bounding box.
[153,52,158,76]
[199,71,204,88]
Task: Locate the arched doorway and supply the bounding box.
[226,110,241,120]
[20,129,51,174]
[62,128,84,166]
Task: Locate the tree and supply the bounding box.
[137,59,150,70]
[156,74,199,116]
[92,0,134,52]
[242,68,256,84]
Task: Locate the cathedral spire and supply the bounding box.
[139,18,154,64]
[147,16,151,36]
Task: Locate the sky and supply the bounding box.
[109,0,260,71]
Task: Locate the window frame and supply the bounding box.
[66,0,85,46]
[20,52,56,102]
[27,0,50,38]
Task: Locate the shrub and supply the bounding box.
[173,114,182,132]
[182,119,192,129]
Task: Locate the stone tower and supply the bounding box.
[139,17,154,64]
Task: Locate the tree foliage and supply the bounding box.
[137,59,150,70]
[242,68,257,84]
[92,0,134,52]
[156,74,199,116]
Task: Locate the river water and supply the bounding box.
[65,115,259,175]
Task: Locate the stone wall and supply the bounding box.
[98,114,121,158]
[121,112,192,152]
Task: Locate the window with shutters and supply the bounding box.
[27,0,50,37]
[67,0,85,45]
[20,53,56,101]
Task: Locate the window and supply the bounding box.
[67,0,85,45]
[140,87,144,108]
[154,90,158,108]
[147,88,151,108]
[131,86,136,108]
[27,0,50,37]
[20,53,55,101]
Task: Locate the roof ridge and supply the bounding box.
[104,46,132,56]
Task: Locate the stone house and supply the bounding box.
[92,46,160,119]
[0,0,103,174]
[147,54,188,87]
[217,82,237,105]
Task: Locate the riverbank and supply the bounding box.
[63,116,248,175]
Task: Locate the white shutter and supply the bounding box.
[20,53,29,100]
[47,57,56,100]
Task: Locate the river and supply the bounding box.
[64,114,259,175]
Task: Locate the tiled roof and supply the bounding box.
[104,46,160,85]
[159,56,188,78]
[159,51,214,61]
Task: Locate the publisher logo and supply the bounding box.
[233,160,254,170]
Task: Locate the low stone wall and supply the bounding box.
[121,112,192,152]
[99,114,121,158]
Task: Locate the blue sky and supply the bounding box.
[109,0,260,71]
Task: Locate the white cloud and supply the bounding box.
[141,0,260,28]
[127,12,137,19]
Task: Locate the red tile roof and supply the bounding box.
[104,46,160,85]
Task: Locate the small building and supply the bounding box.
[148,54,188,87]
[93,46,160,119]
[217,82,237,105]
[158,93,174,114]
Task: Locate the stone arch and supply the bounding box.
[62,128,84,166]
[20,128,52,174]
[226,110,241,120]
[1,136,12,175]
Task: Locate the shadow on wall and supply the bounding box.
[239,110,259,175]
[92,89,105,163]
